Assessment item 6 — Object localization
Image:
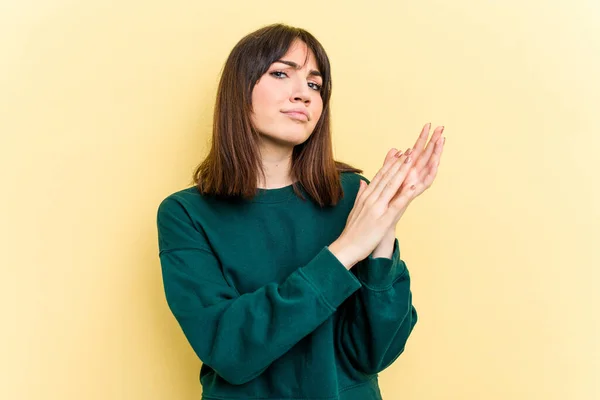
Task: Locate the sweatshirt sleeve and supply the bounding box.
[335,239,418,375]
[335,173,418,375]
[156,196,362,386]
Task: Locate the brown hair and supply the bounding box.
[192,23,362,207]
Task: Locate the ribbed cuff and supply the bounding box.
[356,238,407,290]
[299,246,362,311]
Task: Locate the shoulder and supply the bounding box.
[341,171,370,186]
[156,186,214,252]
[157,186,203,219]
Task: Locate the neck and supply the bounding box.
[257,140,295,189]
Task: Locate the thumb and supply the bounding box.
[358,179,367,196]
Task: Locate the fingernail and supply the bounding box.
[394,150,403,158]
[406,148,413,155]
[405,156,412,164]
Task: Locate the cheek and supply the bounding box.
[312,98,324,121]
[251,83,284,119]
[251,85,269,113]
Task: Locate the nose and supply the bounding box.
[290,77,311,105]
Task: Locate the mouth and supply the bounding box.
[281,111,309,122]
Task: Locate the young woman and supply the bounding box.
[157,23,445,400]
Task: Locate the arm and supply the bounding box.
[335,123,444,375]
[157,197,362,385]
[335,228,418,376]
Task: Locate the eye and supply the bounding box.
[308,82,322,92]
[270,71,288,79]
[270,70,322,92]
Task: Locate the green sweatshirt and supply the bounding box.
[156,172,418,400]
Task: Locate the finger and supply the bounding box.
[415,126,444,172]
[357,179,367,198]
[380,148,404,174]
[389,179,417,211]
[375,152,414,205]
[375,148,401,186]
[360,152,408,209]
[411,136,445,194]
[367,149,412,202]
[348,179,367,222]
[409,123,432,161]
[422,136,445,187]
[367,147,407,193]
[383,148,398,167]
[392,136,444,205]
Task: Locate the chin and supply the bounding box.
[287,131,313,146]
[262,129,313,147]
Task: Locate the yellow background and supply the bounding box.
[2,1,599,399]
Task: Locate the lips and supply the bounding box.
[281,109,309,121]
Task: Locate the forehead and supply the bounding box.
[280,40,319,70]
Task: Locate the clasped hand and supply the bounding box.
[381,122,445,213]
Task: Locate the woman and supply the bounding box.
[157,23,445,400]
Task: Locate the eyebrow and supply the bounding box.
[274,60,322,78]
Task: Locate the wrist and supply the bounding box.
[371,232,396,259]
[328,238,359,270]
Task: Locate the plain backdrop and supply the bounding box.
[1,1,599,399]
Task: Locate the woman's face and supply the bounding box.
[250,40,324,149]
